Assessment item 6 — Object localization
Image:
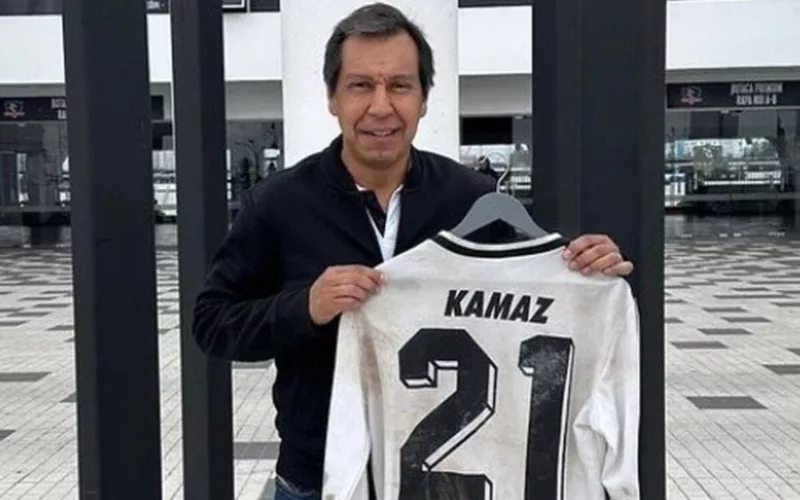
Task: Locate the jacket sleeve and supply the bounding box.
[192,187,322,362]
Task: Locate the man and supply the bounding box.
[474,155,500,183]
[192,3,634,500]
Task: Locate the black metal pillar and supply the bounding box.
[170,1,234,499]
[530,0,581,237]
[533,0,667,498]
[61,1,163,499]
[578,3,667,497]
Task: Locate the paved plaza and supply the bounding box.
[0,236,799,499]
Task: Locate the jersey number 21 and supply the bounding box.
[397,328,574,500]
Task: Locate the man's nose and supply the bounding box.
[367,85,393,116]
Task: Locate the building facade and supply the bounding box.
[0,0,798,226]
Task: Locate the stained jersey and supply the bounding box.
[322,231,641,500]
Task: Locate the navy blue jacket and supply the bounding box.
[192,135,508,490]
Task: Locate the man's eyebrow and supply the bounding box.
[342,73,372,80]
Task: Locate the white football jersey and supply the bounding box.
[323,231,641,500]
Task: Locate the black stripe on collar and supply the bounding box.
[432,230,569,258]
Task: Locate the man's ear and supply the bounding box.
[421,100,427,117]
[328,94,338,116]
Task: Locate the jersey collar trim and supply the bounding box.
[432,230,568,258]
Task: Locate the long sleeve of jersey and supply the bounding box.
[573,284,641,500]
[322,313,372,500]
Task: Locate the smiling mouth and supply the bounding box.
[363,128,399,138]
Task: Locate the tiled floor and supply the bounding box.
[665,239,800,500]
[0,238,799,499]
[0,249,278,500]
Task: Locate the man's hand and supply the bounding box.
[563,234,634,277]
[309,265,386,325]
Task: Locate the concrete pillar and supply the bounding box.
[281,0,460,167]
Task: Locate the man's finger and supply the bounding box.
[569,234,611,251]
[584,252,623,274]
[338,266,385,288]
[564,234,614,259]
[352,271,384,293]
[569,243,617,270]
[332,284,369,302]
[603,261,634,277]
[336,297,365,312]
[338,264,384,278]
[333,271,381,294]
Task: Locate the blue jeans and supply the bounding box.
[273,475,320,500]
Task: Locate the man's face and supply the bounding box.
[328,31,426,170]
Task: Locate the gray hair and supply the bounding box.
[323,2,435,100]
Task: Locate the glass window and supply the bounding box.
[250,0,279,11]
[459,115,532,205]
[665,108,800,224]
[150,119,284,219]
[0,121,69,224]
[0,114,285,224]
[226,120,284,205]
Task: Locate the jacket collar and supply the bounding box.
[320,134,425,193]
[314,134,437,260]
